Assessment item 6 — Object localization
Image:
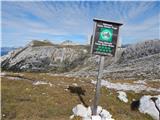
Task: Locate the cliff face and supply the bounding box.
[62,40,160,80]
[1,40,89,72]
[119,40,160,63]
[1,40,160,79]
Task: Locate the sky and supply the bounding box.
[1,1,160,47]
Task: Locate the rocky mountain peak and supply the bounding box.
[60,40,77,45]
[1,40,89,72]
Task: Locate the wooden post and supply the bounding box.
[92,56,105,115]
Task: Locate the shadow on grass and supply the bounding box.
[131,100,140,111]
[68,86,88,107]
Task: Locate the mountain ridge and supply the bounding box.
[1,39,160,79]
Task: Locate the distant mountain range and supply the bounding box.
[1,47,17,56]
[0,40,76,56]
[0,40,129,56]
[60,40,77,45]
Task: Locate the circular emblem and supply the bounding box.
[99,28,113,42]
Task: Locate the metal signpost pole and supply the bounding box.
[92,56,105,115]
[114,27,120,63]
[91,18,123,116]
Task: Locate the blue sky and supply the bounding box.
[1,1,160,47]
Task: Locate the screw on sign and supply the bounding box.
[91,18,123,115]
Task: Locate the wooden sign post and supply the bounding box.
[91,18,123,115]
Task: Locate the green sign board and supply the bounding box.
[91,19,123,56]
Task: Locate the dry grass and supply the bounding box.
[1,72,155,120]
[146,81,160,89]
[30,40,54,47]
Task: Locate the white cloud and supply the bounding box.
[128,2,155,19]
[121,13,160,37]
[1,1,160,47]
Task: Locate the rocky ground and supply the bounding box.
[1,72,159,120]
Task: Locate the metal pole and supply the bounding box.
[92,56,105,115]
[114,27,120,63]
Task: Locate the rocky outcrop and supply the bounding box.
[63,40,160,80]
[1,40,89,72]
[119,40,160,63]
[104,40,160,79]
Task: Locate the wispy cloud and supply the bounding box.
[1,1,160,47]
[128,2,155,19]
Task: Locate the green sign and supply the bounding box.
[99,28,113,42]
[91,19,123,56]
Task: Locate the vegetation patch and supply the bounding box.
[1,72,156,120]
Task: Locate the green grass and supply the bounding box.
[1,72,155,120]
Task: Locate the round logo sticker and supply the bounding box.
[99,28,113,42]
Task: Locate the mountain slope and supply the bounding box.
[1,40,89,72]
[1,40,160,79]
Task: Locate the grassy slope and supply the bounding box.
[1,72,155,120]
[30,40,54,47]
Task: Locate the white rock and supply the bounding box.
[87,106,92,117]
[83,117,91,120]
[97,106,103,114]
[100,109,113,120]
[91,115,101,120]
[20,65,29,69]
[117,91,128,103]
[33,81,52,87]
[72,83,78,86]
[139,95,160,120]
[33,81,48,85]
[49,82,52,87]
[72,104,88,118]
[64,88,68,91]
[72,104,114,120]
[70,115,74,119]
[0,72,6,76]
[91,80,160,93]
[6,76,22,80]
[134,80,146,84]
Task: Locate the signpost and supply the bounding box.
[91,18,123,115]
